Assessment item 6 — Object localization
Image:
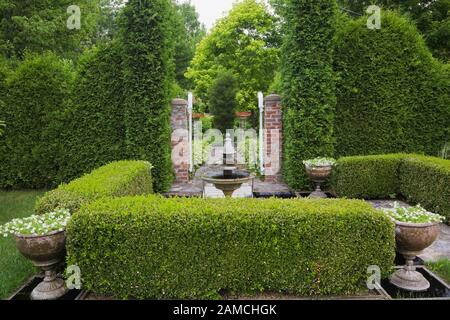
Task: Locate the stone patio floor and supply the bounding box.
[167,168,450,263]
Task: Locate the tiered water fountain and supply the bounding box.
[202,133,255,197]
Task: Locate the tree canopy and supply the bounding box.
[186,0,281,113]
[0,0,101,60]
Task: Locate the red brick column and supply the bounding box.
[171,98,189,183]
[264,94,282,183]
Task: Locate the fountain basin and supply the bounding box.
[202,170,255,197]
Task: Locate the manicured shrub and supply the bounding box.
[208,70,237,133]
[400,155,450,221]
[334,11,450,157]
[281,0,338,190]
[333,154,450,222]
[56,42,127,183]
[332,154,404,199]
[35,161,153,215]
[120,0,175,193]
[0,52,75,189]
[67,197,395,299]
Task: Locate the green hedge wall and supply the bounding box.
[56,42,127,183]
[334,11,450,157]
[333,154,450,221]
[400,155,450,221]
[331,154,404,199]
[67,197,395,299]
[0,52,75,189]
[120,0,175,193]
[281,0,338,190]
[35,161,153,215]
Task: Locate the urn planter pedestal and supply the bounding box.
[305,165,332,198]
[14,230,68,300]
[390,221,440,292]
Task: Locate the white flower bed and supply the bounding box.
[303,157,336,167]
[0,208,71,237]
[382,202,445,224]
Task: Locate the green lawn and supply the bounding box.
[0,190,45,299]
[426,259,450,285]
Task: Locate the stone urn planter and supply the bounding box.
[390,221,440,291]
[303,158,336,198]
[15,230,68,300]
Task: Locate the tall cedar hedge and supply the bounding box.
[281,0,338,190]
[57,42,127,183]
[0,53,75,188]
[334,11,450,157]
[120,0,174,193]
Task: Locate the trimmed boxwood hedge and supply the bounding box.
[331,154,405,199]
[400,155,450,221]
[35,161,153,215]
[67,197,395,299]
[332,154,450,221]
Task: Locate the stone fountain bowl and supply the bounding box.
[394,220,440,256]
[202,170,255,197]
[305,165,332,182]
[14,230,66,268]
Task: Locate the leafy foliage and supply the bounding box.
[208,71,237,133]
[120,0,174,192]
[0,0,101,60]
[56,41,127,183]
[334,11,450,158]
[0,52,75,189]
[35,161,153,215]
[172,1,206,90]
[67,196,395,299]
[281,0,338,190]
[332,154,404,199]
[186,0,281,113]
[333,154,450,222]
[400,155,450,222]
[338,0,450,62]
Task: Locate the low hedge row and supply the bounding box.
[35,161,153,215]
[332,154,450,220]
[67,197,395,299]
[400,155,450,221]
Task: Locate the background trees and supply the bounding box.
[0,0,101,61]
[186,0,281,113]
[208,71,238,133]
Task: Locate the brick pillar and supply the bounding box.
[264,94,282,183]
[171,98,189,183]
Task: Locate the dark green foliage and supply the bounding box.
[334,11,450,157]
[281,0,338,190]
[332,154,404,199]
[0,0,101,60]
[35,161,153,215]
[0,52,75,189]
[338,0,450,62]
[57,42,127,182]
[208,71,237,133]
[120,0,174,193]
[67,196,395,299]
[333,154,450,221]
[400,155,450,221]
